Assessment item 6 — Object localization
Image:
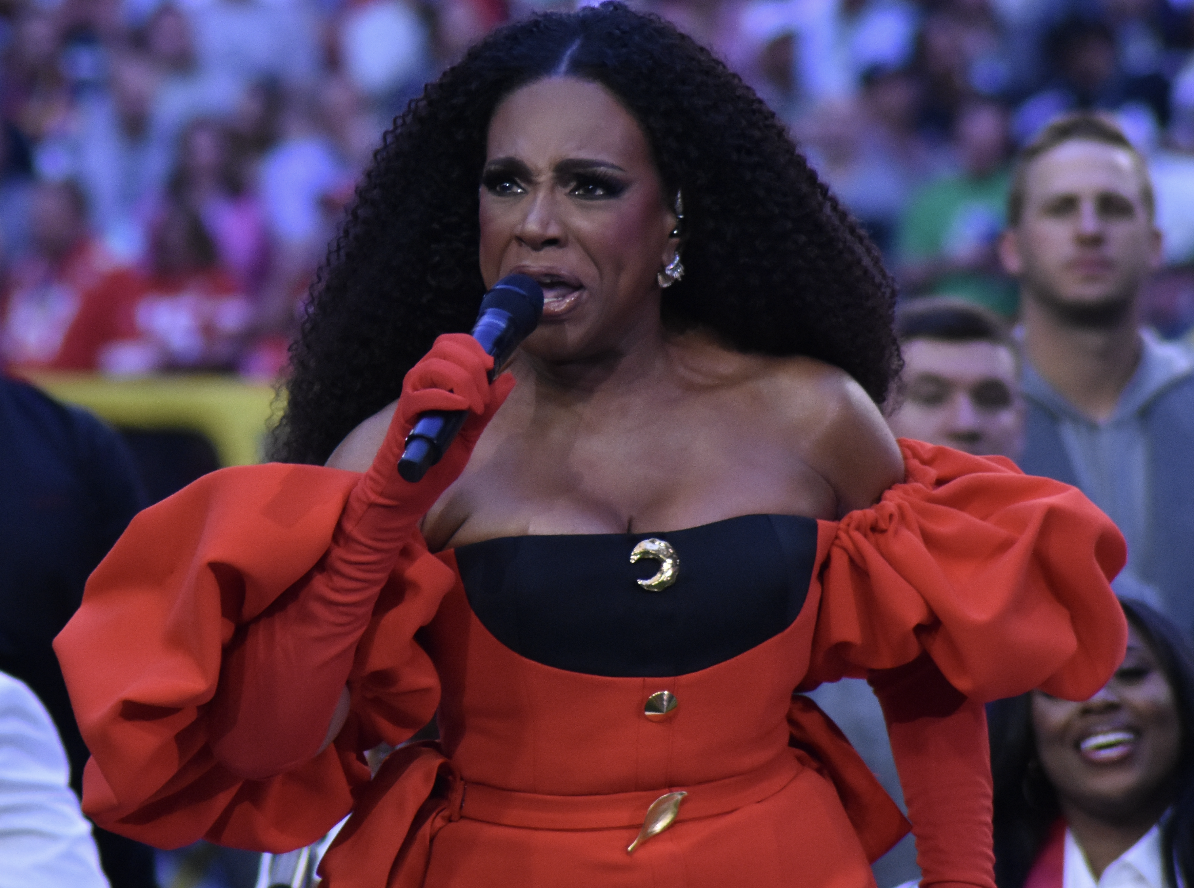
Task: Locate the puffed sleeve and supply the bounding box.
[53,463,457,853]
[806,439,1128,702]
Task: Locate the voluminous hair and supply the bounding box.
[269,1,900,465]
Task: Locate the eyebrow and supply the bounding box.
[483,156,628,176]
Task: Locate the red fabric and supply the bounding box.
[807,439,1127,702]
[208,333,511,777]
[871,654,994,888]
[53,438,1126,886]
[1024,820,1066,888]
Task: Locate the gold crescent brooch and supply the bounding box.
[630,538,679,591]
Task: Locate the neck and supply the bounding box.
[1022,297,1142,422]
[1063,801,1162,880]
[513,327,668,401]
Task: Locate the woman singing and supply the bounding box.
[56,4,1127,886]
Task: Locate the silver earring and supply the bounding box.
[657,253,684,288]
[658,190,685,287]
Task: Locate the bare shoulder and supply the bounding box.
[324,401,398,471]
[756,356,904,516]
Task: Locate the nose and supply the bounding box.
[947,392,982,445]
[1075,199,1103,241]
[1079,680,1121,712]
[515,190,564,250]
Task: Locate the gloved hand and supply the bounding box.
[210,333,514,778]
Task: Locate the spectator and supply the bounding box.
[163,117,270,298]
[0,178,123,372]
[188,0,322,99]
[802,96,911,257]
[897,96,1018,316]
[0,671,109,888]
[812,294,1029,888]
[988,598,1193,888]
[82,198,251,375]
[1,8,73,150]
[887,296,1024,458]
[0,371,154,886]
[0,121,36,272]
[73,49,164,261]
[336,0,431,121]
[1013,15,1171,146]
[1000,112,1194,633]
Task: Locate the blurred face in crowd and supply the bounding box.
[30,183,86,262]
[956,102,1010,179]
[887,337,1023,458]
[1031,625,1182,827]
[1000,139,1161,328]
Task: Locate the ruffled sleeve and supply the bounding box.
[806,439,1128,702]
[53,463,457,852]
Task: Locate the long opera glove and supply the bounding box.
[870,654,996,888]
[209,334,514,778]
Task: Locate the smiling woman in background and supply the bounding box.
[56,4,1127,886]
[990,599,1194,888]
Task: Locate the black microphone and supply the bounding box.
[397,274,544,482]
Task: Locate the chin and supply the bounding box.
[1035,290,1135,329]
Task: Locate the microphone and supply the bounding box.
[398,274,544,482]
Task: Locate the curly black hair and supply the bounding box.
[269,1,901,465]
[989,599,1194,888]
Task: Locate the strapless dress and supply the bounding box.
[55,440,1128,888]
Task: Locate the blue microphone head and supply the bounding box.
[480,274,544,340]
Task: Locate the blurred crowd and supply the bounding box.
[1,0,1194,381]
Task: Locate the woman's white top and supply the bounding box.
[1064,825,1164,888]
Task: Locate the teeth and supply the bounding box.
[1079,730,1135,753]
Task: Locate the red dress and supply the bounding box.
[54,440,1127,887]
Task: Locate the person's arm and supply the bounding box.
[870,655,996,888]
[0,673,109,888]
[208,334,512,778]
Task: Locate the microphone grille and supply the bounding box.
[480,274,544,338]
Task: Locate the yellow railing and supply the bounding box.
[26,372,280,467]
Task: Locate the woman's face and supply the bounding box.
[1031,625,1183,823]
[478,77,678,362]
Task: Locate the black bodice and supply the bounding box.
[453,514,819,677]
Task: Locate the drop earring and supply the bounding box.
[657,254,684,288]
[658,191,685,288]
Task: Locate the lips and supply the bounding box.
[1077,729,1137,763]
[1068,257,1114,276]
[519,270,585,317]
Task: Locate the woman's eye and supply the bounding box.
[481,172,523,196]
[1115,665,1150,683]
[570,175,625,199]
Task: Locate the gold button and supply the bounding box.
[644,690,678,721]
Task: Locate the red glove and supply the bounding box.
[210,334,514,778]
[870,654,996,888]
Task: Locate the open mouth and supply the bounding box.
[1077,729,1137,763]
[531,274,584,315]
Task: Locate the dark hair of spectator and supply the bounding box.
[1007,113,1154,225]
[896,296,1017,353]
[989,599,1194,888]
[268,0,900,465]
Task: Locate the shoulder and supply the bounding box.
[726,355,904,516]
[325,400,398,471]
[1,375,115,454]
